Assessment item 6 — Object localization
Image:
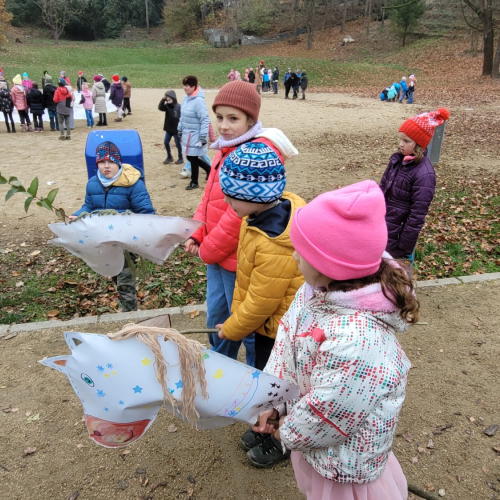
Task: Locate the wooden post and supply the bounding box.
[145,0,150,33]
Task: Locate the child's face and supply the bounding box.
[398,132,417,156]
[215,105,255,141]
[223,196,258,218]
[293,251,331,288]
[98,160,120,179]
[165,96,173,104]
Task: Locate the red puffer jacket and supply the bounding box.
[191,147,242,272]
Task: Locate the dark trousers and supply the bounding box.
[255,334,275,371]
[98,113,108,125]
[122,97,131,113]
[32,113,43,129]
[272,82,278,93]
[285,85,291,98]
[3,111,15,131]
[18,109,31,125]
[48,108,59,130]
[187,155,211,185]
[164,132,182,160]
[112,252,137,312]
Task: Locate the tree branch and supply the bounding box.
[383,0,419,11]
[461,0,482,17]
[459,0,482,31]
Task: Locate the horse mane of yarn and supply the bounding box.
[107,324,209,425]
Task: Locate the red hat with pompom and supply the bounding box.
[399,108,450,149]
[112,74,120,83]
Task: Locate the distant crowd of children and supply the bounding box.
[227,61,309,99]
[0,69,132,138]
[380,74,416,103]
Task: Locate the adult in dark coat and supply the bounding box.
[379,151,436,258]
[0,73,15,132]
[288,72,299,99]
[158,90,183,165]
[248,69,255,84]
[300,71,308,100]
[27,82,45,131]
[42,75,58,131]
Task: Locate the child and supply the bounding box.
[76,71,87,92]
[121,76,132,116]
[235,70,241,81]
[392,81,401,100]
[110,74,124,122]
[0,72,15,133]
[42,75,59,132]
[69,141,155,312]
[248,68,255,84]
[262,68,270,92]
[251,180,417,500]
[399,76,408,102]
[100,74,111,93]
[11,74,32,132]
[227,69,236,82]
[244,69,249,82]
[158,90,183,165]
[81,82,94,128]
[22,72,32,92]
[92,75,107,126]
[283,68,292,99]
[272,66,279,94]
[42,70,48,89]
[60,70,71,85]
[53,78,73,140]
[407,74,416,104]
[211,83,305,369]
[27,81,45,132]
[380,108,450,260]
[299,70,308,100]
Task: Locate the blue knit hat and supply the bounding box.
[219,141,286,204]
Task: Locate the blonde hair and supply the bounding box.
[413,144,425,164]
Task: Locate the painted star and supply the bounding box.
[108,224,114,230]
[107,363,113,369]
[97,365,104,372]
[97,389,105,397]
[270,382,277,387]
[175,380,183,389]
[118,400,125,405]
[132,385,143,393]
[132,235,138,241]
[78,239,84,244]
[104,373,110,378]
[104,407,109,412]
[268,391,273,396]
[252,370,261,379]
[112,371,117,376]
[141,357,152,366]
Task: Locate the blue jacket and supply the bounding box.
[178,86,210,157]
[74,164,155,216]
[392,82,401,91]
[400,80,408,92]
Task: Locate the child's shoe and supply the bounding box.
[66,135,72,140]
[114,118,122,122]
[240,429,268,451]
[185,181,199,190]
[179,170,190,178]
[59,135,66,140]
[28,124,34,131]
[21,124,27,132]
[175,158,184,165]
[163,156,174,164]
[246,435,290,468]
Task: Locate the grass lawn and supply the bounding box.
[0,39,409,89]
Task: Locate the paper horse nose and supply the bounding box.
[86,415,151,447]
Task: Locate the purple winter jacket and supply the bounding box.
[379,151,436,258]
[109,82,124,107]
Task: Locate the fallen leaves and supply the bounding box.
[46,310,60,318]
[189,309,200,319]
[122,449,131,456]
[23,447,36,456]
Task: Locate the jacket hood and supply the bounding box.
[112,164,142,187]
[188,86,205,100]
[94,81,105,90]
[246,191,306,247]
[165,90,177,103]
[256,128,298,160]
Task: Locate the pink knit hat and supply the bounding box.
[290,180,388,281]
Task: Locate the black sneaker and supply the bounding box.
[240,429,268,451]
[185,182,199,190]
[246,435,290,468]
[175,158,184,165]
[163,157,174,164]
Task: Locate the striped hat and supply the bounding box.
[219,140,286,204]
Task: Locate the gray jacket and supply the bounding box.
[92,82,107,113]
[178,87,210,157]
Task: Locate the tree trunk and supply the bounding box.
[381,0,387,28]
[493,29,500,79]
[54,29,59,45]
[366,0,371,34]
[145,0,150,33]
[470,28,478,57]
[362,0,370,30]
[481,5,493,76]
[293,0,299,44]
[232,0,238,35]
[327,0,335,33]
[341,0,347,33]
[307,0,315,49]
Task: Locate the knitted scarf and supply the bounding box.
[210,121,263,150]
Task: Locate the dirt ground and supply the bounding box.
[1,88,499,248]
[0,281,499,500]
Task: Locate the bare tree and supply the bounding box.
[293,0,300,44]
[362,0,370,30]
[305,0,316,49]
[341,0,348,33]
[145,0,150,33]
[35,0,71,45]
[232,0,238,35]
[493,30,500,79]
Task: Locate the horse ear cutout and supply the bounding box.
[65,333,84,350]
[73,338,83,346]
[54,359,67,367]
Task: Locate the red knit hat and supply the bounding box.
[78,71,83,76]
[112,74,120,83]
[212,80,261,122]
[399,108,450,149]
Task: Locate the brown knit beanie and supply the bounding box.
[212,80,261,122]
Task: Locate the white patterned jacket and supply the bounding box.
[264,282,411,484]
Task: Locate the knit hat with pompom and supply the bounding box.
[112,74,120,83]
[399,108,450,149]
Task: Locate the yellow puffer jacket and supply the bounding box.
[223,192,306,342]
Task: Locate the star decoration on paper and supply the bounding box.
[97,389,105,397]
[252,371,261,379]
[78,240,84,244]
[132,235,138,241]
[107,363,113,369]
[119,400,125,405]
[141,357,152,366]
[104,407,109,412]
[133,385,143,393]
[175,380,183,389]
[97,365,104,372]
[112,371,117,376]
[108,225,114,230]
[104,373,110,378]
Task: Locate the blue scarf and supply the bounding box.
[97,166,122,187]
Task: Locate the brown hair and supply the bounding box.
[326,259,420,324]
[182,75,198,88]
[413,144,425,164]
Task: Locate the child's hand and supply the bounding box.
[252,409,279,434]
[273,415,286,442]
[68,215,77,220]
[184,238,199,256]
[216,324,227,340]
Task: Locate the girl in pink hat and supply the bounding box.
[251,180,418,500]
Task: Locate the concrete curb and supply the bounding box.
[2,273,500,336]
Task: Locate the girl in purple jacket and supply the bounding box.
[380,108,450,259]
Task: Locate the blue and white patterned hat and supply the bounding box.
[219,141,286,204]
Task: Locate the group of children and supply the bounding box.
[0,69,132,137]
[61,75,450,499]
[380,74,416,104]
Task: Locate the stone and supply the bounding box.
[417,277,461,288]
[484,424,499,437]
[458,273,500,284]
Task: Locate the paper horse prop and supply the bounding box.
[48,213,202,277]
[39,316,300,448]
